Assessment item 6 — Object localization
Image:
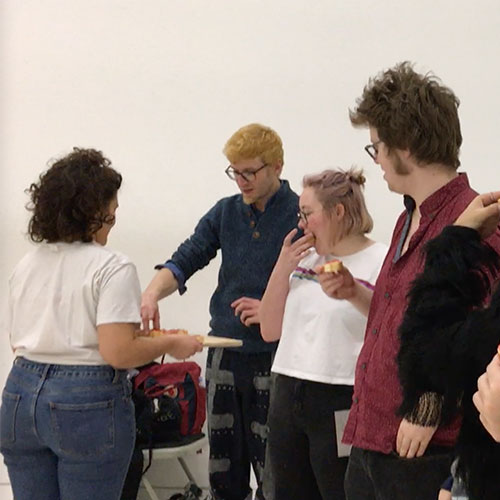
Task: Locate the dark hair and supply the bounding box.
[350,61,462,169]
[27,148,122,243]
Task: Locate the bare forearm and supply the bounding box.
[143,268,179,302]
[348,281,373,317]
[260,267,290,342]
[105,335,180,369]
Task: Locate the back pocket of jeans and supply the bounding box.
[50,399,114,458]
[0,391,21,445]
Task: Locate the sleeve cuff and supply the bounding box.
[154,261,187,295]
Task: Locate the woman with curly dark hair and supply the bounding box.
[0,148,202,500]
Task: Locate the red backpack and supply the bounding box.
[134,361,206,440]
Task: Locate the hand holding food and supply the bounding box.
[320,259,344,274]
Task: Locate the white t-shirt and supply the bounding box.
[272,242,387,385]
[7,241,141,365]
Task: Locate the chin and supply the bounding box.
[242,195,254,205]
[313,243,325,256]
[385,181,402,195]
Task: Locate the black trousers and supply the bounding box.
[206,348,273,500]
[267,374,353,500]
[345,446,453,500]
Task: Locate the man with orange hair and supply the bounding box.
[141,123,299,500]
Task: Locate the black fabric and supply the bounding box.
[397,225,500,499]
[120,448,144,500]
[344,446,452,500]
[267,374,352,500]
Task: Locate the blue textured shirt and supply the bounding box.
[155,180,299,353]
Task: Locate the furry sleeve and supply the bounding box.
[397,225,500,424]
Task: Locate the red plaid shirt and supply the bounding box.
[343,174,500,454]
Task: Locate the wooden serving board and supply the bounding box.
[197,335,243,348]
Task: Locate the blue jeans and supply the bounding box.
[0,357,136,500]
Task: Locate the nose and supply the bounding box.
[298,218,306,230]
[235,174,250,188]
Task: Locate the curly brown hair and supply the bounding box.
[27,148,122,243]
[350,62,462,169]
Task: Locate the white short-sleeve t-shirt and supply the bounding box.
[7,241,141,365]
[272,242,387,385]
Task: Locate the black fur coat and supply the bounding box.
[397,225,500,500]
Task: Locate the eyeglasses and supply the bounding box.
[225,164,268,182]
[297,209,313,225]
[364,140,382,161]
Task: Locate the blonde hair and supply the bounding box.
[302,168,373,238]
[223,123,284,166]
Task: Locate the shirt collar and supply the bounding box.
[403,173,470,218]
[250,179,285,214]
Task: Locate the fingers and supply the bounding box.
[473,363,492,414]
[396,435,424,458]
[240,309,259,326]
[140,301,160,333]
[480,191,500,207]
[231,297,260,318]
[153,312,160,330]
[232,298,253,315]
[396,420,434,458]
[317,272,345,297]
[472,389,483,413]
[481,201,500,217]
[396,425,404,455]
[282,228,298,246]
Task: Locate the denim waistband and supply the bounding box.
[13,357,127,383]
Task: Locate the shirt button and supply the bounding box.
[361,362,367,371]
[250,221,256,228]
[372,327,378,335]
[384,292,390,299]
[253,231,260,239]
[353,397,359,404]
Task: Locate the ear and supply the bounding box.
[335,203,345,219]
[400,149,412,161]
[272,161,283,178]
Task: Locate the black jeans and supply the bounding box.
[345,446,453,500]
[267,374,353,500]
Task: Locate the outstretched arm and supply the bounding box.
[141,268,179,332]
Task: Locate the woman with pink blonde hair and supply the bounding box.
[260,168,387,500]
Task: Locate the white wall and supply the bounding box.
[1,0,500,492]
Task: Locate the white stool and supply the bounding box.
[141,435,208,500]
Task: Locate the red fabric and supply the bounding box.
[134,361,206,436]
[343,174,500,454]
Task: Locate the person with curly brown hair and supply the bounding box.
[0,148,202,500]
[316,62,500,499]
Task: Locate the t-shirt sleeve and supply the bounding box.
[95,260,141,326]
[368,244,389,285]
